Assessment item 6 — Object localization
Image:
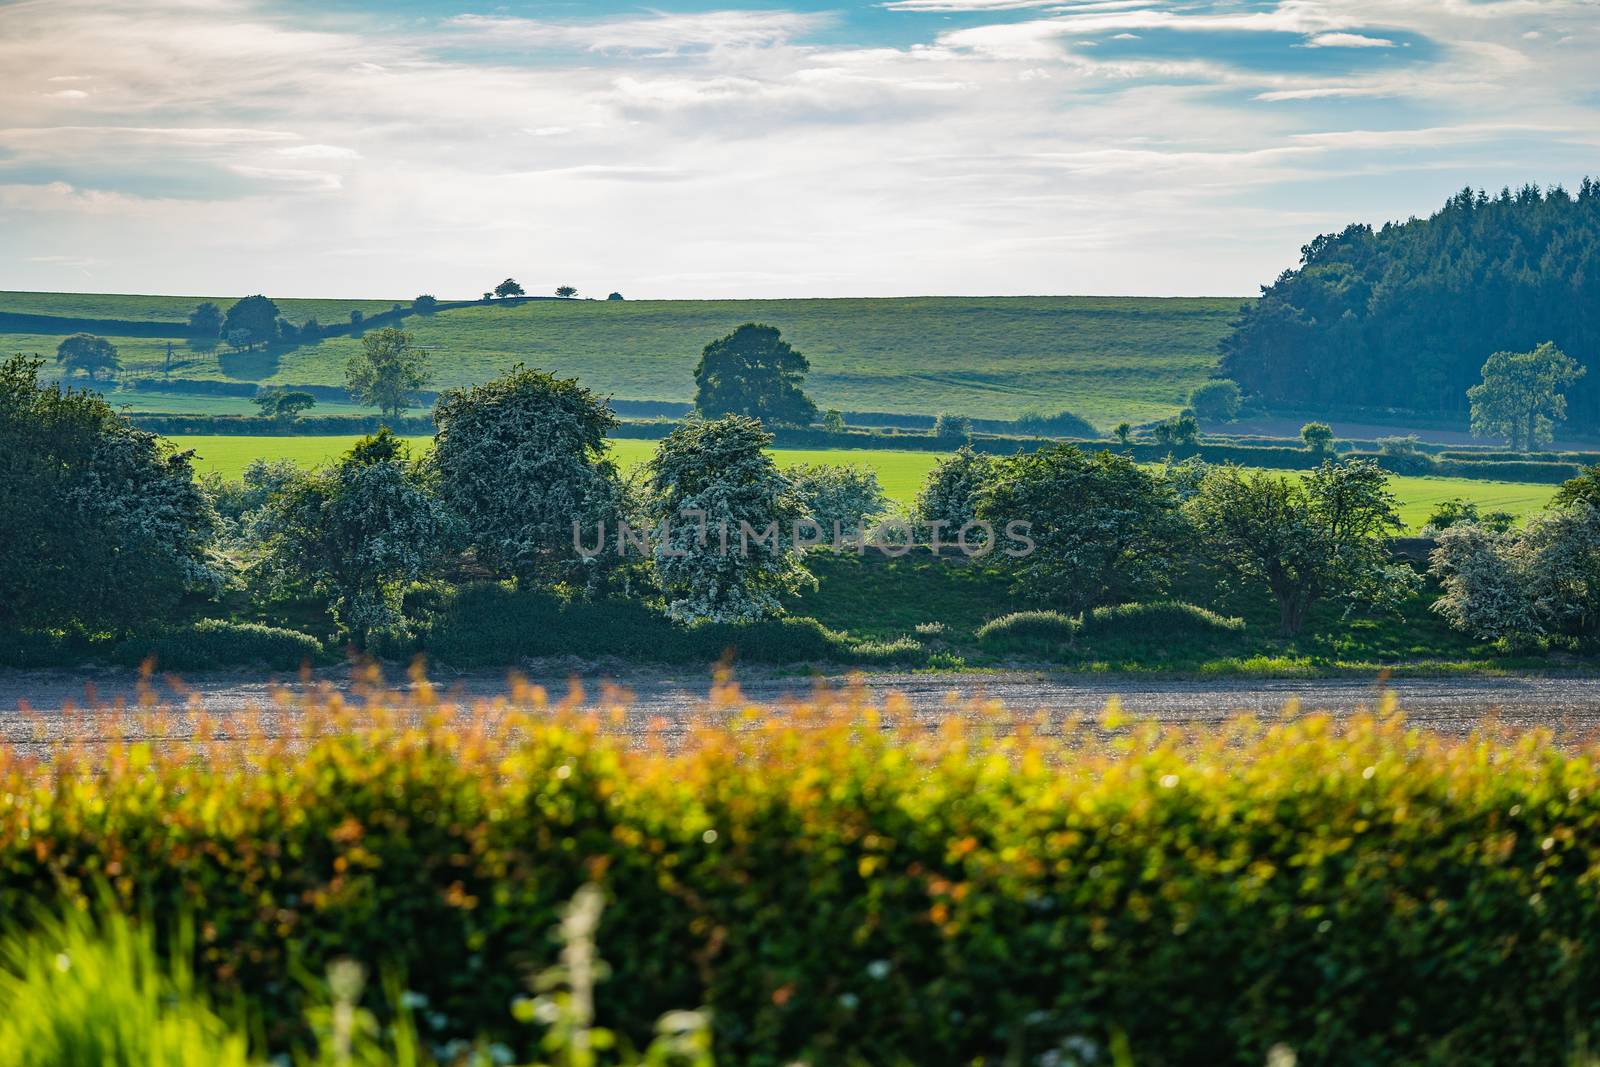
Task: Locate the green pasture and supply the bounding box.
[171,434,1556,529]
[5,292,1242,426]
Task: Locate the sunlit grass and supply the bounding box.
[173,433,1555,524]
[3,292,1241,425]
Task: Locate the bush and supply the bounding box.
[8,694,1600,1064]
[848,635,925,665]
[111,619,324,670]
[975,609,1079,647]
[1188,380,1241,421]
[931,412,970,442]
[416,582,869,666]
[1375,434,1435,475]
[1082,600,1245,637]
[1007,409,1098,438]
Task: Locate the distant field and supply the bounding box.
[4,291,1243,427]
[172,434,1554,528]
[172,434,944,506]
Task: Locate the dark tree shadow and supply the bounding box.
[218,344,283,380]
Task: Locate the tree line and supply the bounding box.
[17,344,1600,659]
[1221,181,1600,426]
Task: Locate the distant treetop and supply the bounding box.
[1220,181,1600,428]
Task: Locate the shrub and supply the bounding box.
[1300,421,1334,453]
[784,463,888,540]
[690,615,854,664]
[1375,434,1434,474]
[1082,600,1245,638]
[1188,380,1241,421]
[415,582,865,666]
[112,619,324,670]
[975,609,1079,647]
[931,412,970,442]
[7,693,1600,1064]
[848,635,924,665]
[254,431,455,646]
[1009,409,1097,438]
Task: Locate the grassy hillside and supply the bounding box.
[2,291,1243,427]
[173,433,1555,530]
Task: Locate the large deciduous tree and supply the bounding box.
[1186,458,1417,636]
[54,333,120,380]
[692,323,818,428]
[344,327,433,417]
[254,430,453,646]
[0,355,219,633]
[979,444,1183,614]
[1468,342,1584,450]
[222,295,281,350]
[431,365,625,589]
[643,414,811,623]
[494,278,525,299]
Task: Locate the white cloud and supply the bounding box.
[0,0,1596,300]
[275,143,361,159]
[1304,32,1396,48]
[447,11,828,54]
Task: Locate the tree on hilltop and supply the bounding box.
[494,278,525,300]
[222,295,280,350]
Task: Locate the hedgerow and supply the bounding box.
[974,609,1079,648]
[6,688,1600,1065]
[1083,600,1245,637]
[111,618,325,670]
[407,581,890,666]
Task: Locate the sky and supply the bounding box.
[3,0,1599,300]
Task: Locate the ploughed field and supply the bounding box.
[172,433,1557,531]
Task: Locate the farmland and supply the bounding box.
[172,433,1557,530]
[2,291,1242,427]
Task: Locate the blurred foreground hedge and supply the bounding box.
[3,680,1599,1065]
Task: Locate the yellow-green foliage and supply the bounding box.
[0,907,252,1067]
[3,675,1600,1065]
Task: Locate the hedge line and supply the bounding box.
[1,619,326,670]
[133,413,437,436]
[6,696,1600,1064]
[395,582,924,667]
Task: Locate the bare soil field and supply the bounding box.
[5,667,1600,759]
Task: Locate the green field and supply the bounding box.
[5,291,1243,427]
[172,434,1555,529]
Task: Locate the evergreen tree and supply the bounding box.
[1221,182,1600,428]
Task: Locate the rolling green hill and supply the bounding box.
[1,291,1243,427]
